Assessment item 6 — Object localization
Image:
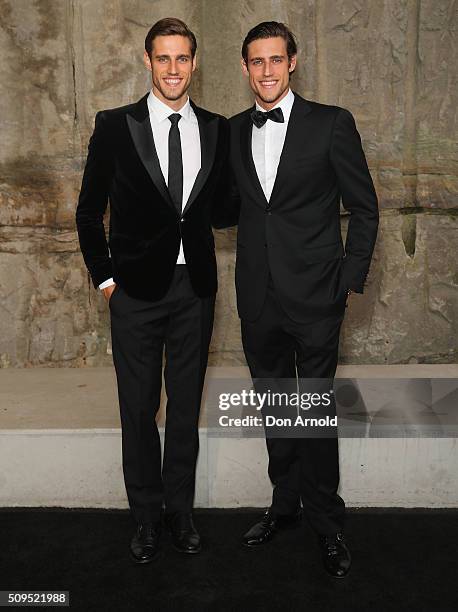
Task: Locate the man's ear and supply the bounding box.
[143,50,152,72]
[288,55,297,73]
[192,53,197,72]
[241,58,249,77]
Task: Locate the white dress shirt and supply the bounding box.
[99,90,201,289]
[251,88,295,202]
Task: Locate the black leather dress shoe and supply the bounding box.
[242,507,302,547]
[130,522,160,564]
[164,512,201,554]
[319,532,351,578]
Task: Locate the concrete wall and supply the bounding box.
[1,364,456,509]
[1,431,456,509]
[0,0,457,368]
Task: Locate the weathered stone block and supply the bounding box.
[0,1,456,367]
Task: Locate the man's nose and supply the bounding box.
[169,60,179,74]
[263,61,273,76]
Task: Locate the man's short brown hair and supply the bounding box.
[242,21,297,63]
[145,17,197,59]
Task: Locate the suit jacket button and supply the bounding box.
[180,218,185,223]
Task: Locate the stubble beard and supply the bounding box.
[153,77,189,103]
[254,81,288,106]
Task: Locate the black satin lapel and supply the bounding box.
[269,96,312,205]
[126,114,176,213]
[182,114,218,215]
[240,113,269,209]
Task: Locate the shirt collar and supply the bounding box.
[147,89,195,123]
[255,88,295,123]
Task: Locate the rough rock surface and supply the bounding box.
[0,0,456,367]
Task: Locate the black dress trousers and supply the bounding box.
[109,265,215,524]
[241,277,346,536]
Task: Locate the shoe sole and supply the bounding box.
[242,516,302,548]
[242,531,276,548]
[130,549,159,565]
[327,567,351,579]
[172,544,202,554]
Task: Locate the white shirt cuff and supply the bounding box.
[98,278,115,290]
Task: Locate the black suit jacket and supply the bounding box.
[222,92,379,322]
[76,93,229,301]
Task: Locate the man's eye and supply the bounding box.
[158,57,168,63]
[273,58,282,63]
[178,57,189,63]
[252,60,262,66]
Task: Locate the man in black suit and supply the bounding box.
[221,22,379,577]
[76,18,228,563]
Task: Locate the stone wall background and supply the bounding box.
[0,0,456,367]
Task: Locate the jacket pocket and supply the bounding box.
[303,241,344,264]
[108,283,120,307]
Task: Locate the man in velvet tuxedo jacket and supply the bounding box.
[76,18,228,563]
[220,22,379,578]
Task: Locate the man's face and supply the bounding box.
[143,35,196,106]
[242,37,296,108]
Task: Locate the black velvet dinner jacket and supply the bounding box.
[76,93,229,301]
[225,92,379,322]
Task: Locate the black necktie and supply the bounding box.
[251,107,284,129]
[168,113,183,214]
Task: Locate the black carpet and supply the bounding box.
[1,508,456,612]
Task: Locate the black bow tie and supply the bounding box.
[251,107,284,128]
